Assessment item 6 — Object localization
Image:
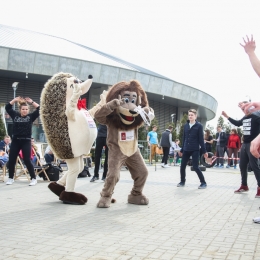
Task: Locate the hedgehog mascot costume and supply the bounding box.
[40,72,106,205]
[95,80,154,208]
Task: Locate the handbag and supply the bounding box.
[39,164,62,181]
[156,147,163,155]
[78,166,91,178]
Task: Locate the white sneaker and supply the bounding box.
[29,178,37,186]
[6,178,14,185]
[163,164,170,168]
[161,163,165,168]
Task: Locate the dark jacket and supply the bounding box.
[160,129,172,148]
[181,121,206,154]
[228,112,260,143]
[215,132,227,147]
[97,124,107,138]
[5,103,40,138]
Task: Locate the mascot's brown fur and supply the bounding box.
[41,72,106,205]
[95,80,154,208]
[41,73,74,159]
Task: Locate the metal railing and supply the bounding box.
[138,140,150,161]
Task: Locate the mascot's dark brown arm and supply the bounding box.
[95,99,121,125]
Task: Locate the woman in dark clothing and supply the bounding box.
[5,97,40,186]
[204,129,213,152]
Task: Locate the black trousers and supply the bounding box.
[240,143,260,186]
[180,150,206,184]
[8,138,36,179]
[161,147,170,164]
[94,137,108,178]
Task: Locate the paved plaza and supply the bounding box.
[1,164,260,260]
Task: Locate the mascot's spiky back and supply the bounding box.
[41,72,74,159]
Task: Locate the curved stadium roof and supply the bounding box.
[0,24,217,121]
[0,24,170,79]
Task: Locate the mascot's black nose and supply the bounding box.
[129,110,137,115]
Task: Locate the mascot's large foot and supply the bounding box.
[128,194,149,205]
[59,191,87,205]
[48,182,65,197]
[97,196,116,208]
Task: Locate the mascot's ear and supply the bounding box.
[136,96,142,106]
[79,77,93,94]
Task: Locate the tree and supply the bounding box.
[237,127,243,138]
[0,113,6,140]
[223,122,231,134]
[178,114,188,147]
[217,116,224,128]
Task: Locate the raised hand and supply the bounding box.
[221,111,229,118]
[240,35,256,54]
[240,102,260,114]
[25,97,33,103]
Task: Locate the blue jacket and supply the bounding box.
[0,140,7,151]
[181,121,206,154]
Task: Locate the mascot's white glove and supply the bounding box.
[66,83,82,121]
[147,107,155,121]
[88,90,108,118]
[134,106,155,126]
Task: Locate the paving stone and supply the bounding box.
[1,166,260,259]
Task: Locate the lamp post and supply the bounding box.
[171,114,175,124]
[12,82,19,110]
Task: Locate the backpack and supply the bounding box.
[39,164,62,181]
[78,166,91,178]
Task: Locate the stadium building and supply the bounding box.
[0,24,217,141]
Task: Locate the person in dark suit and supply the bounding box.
[214,126,227,168]
[90,124,108,182]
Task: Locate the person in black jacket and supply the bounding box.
[5,97,40,186]
[177,109,208,189]
[222,105,260,196]
[160,125,174,168]
[90,124,108,182]
[214,126,227,168]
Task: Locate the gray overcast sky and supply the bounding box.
[1,0,260,127]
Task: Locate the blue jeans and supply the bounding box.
[180,150,206,184]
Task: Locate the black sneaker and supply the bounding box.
[198,183,207,189]
[177,182,185,187]
[90,176,99,182]
[101,177,106,181]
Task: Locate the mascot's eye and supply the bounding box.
[131,99,135,103]
[125,98,129,103]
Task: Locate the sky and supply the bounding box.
[1,0,260,128]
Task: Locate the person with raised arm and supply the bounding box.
[5,97,40,186]
[222,104,260,196]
